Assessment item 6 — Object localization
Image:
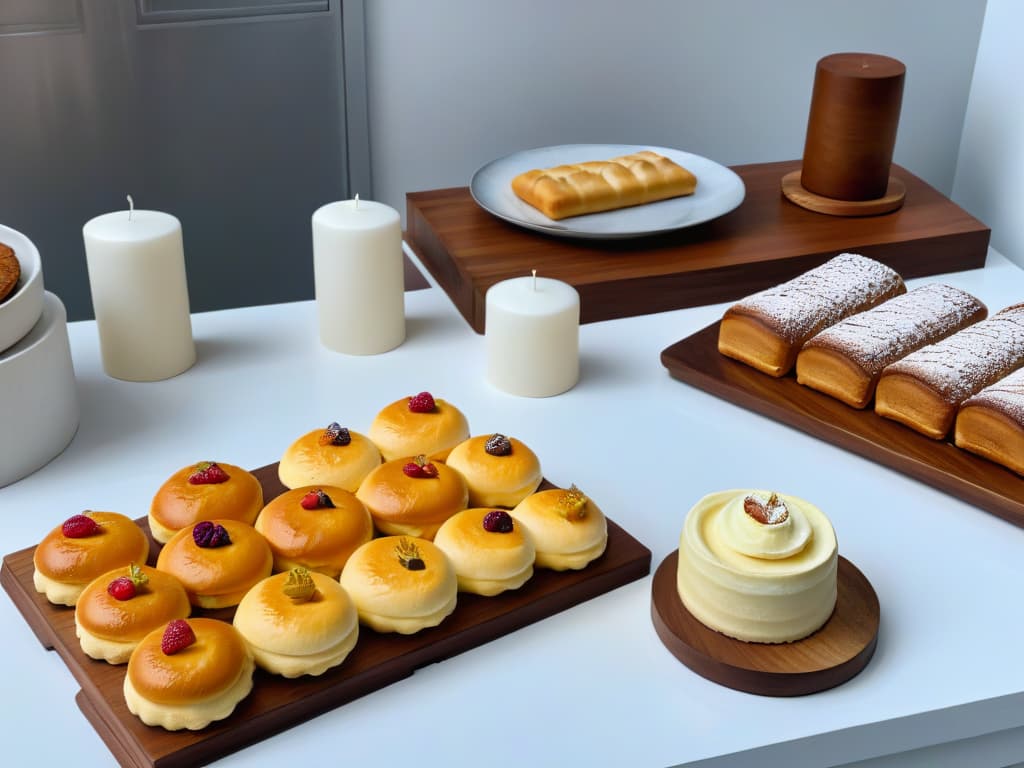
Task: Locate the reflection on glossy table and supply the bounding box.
[3,246,1024,768]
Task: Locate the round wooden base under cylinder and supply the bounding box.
[801,52,905,202]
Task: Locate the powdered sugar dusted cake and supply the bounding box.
[718,253,905,377]
[795,283,987,408]
[954,366,1024,475]
[876,303,1024,438]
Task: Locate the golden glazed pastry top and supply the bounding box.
[444,435,542,507]
[278,427,382,492]
[254,486,373,577]
[127,618,250,705]
[233,570,357,657]
[149,462,264,534]
[356,457,469,539]
[76,565,191,642]
[156,519,273,599]
[34,511,150,584]
[368,396,470,462]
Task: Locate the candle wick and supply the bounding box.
[532,269,537,291]
[126,194,134,222]
[355,193,360,210]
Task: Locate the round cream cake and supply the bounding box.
[676,489,838,644]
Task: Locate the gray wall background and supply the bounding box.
[366,0,987,224]
[1,0,990,320]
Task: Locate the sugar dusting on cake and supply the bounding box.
[884,305,1024,402]
[803,283,986,374]
[731,253,903,343]
[962,365,1024,422]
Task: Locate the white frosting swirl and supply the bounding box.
[715,491,812,560]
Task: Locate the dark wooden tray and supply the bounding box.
[1,463,651,768]
[406,159,990,333]
[661,322,1024,529]
[651,552,879,696]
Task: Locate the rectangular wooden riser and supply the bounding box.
[406,159,990,333]
[1,464,651,768]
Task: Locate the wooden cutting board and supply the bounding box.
[660,322,1024,529]
[1,464,651,768]
[406,160,989,333]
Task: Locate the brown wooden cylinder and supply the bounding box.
[800,53,905,201]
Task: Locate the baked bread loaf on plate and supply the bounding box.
[511,150,696,220]
[876,303,1024,438]
[796,283,987,408]
[954,366,1024,474]
[718,253,905,377]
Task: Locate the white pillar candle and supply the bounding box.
[312,197,405,355]
[486,271,580,397]
[82,204,195,382]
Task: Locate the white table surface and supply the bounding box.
[4,246,1024,768]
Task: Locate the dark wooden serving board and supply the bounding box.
[406,159,989,333]
[1,464,651,768]
[661,322,1024,529]
[651,552,879,696]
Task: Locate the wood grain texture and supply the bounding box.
[800,53,905,201]
[650,551,879,696]
[661,322,1024,529]
[1,463,650,768]
[781,170,906,217]
[406,160,989,333]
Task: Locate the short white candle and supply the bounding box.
[312,196,405,355]
[486,271,580,397]
[82,202,195,382]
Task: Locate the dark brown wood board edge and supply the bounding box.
[1,558,59,650]
[2,465,651,768]
[650,552,879,697]
[660,322,1024,529]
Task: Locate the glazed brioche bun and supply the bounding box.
[339,536,457,634]
[433,508,535,596]
[124,618,254,731]
[156,519,273,609]
[75,565,191,664]
[356,457,469,540]
[444,434,543,508]
[33,511,150,606]
[233,570,359,677]
[510,487,608,571]
[254,486,373,578]
[368,393,470,461]
[149,461,264,544]
[278,426,382,492]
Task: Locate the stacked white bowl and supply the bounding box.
[0,224,79,487]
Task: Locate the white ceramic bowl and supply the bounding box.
[0,292,79,488]
[0,224,45,354]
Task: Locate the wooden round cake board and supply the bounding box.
[650,551,879,696]
[781,170,906,216]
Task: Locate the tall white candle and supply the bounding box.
[82,203,195,382]
[312,197,405,355]
[486,271,580,397]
